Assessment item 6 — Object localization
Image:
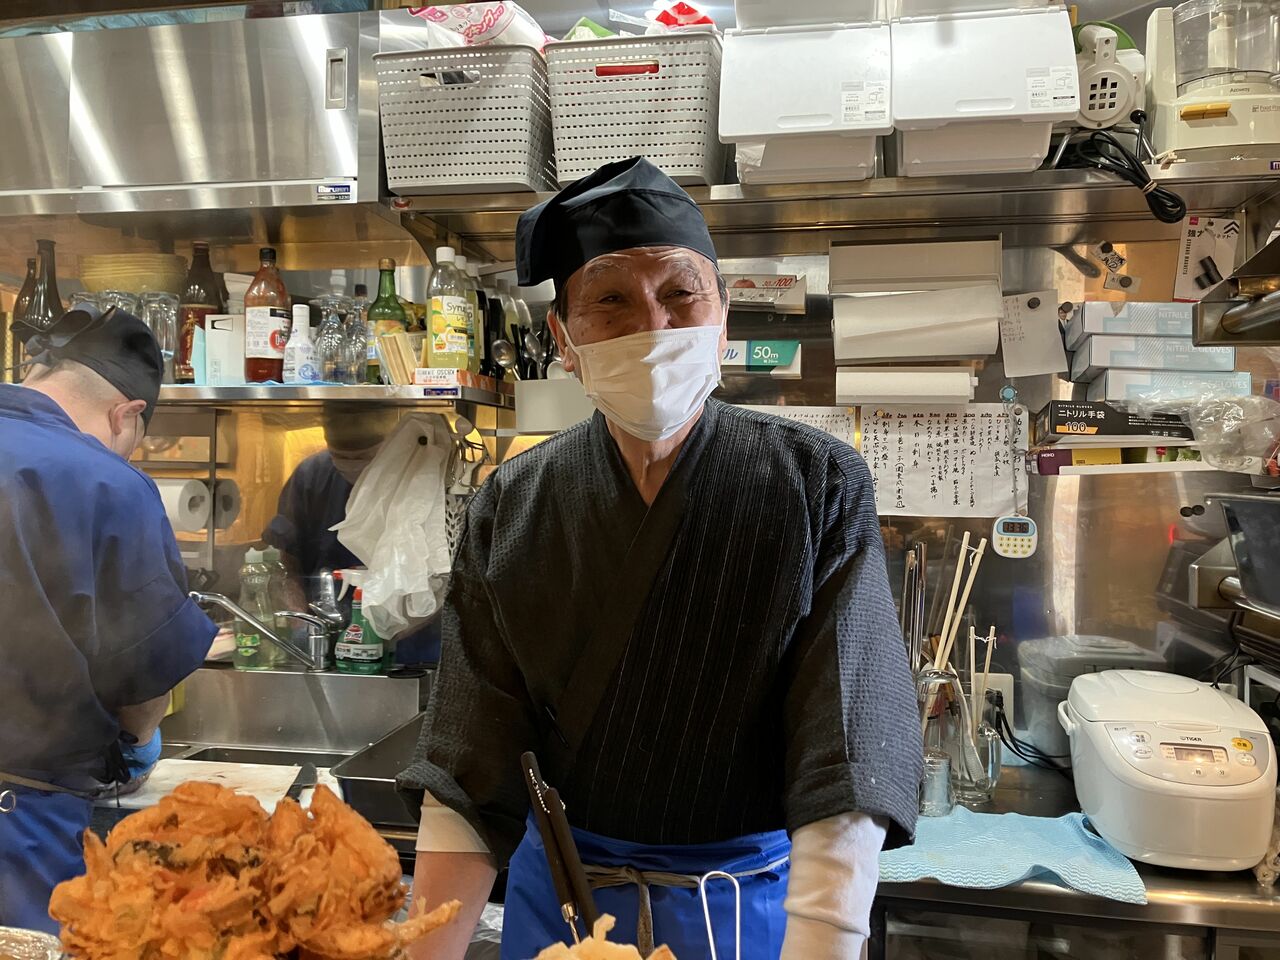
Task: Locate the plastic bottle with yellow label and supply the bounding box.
[426,247,470,370]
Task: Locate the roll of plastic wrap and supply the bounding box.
[212,479,242,530]
[156,479,212,533]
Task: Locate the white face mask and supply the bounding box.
[563,323,723,442]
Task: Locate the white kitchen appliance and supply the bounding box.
[720,0,891,184]
[1058,670,1277,870]
[890,2,1080,176]
[1074,22,1146,130]
[1146,0,1280,158]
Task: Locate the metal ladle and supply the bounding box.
[491,339,522,380]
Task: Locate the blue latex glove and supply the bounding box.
[120,729,162,781]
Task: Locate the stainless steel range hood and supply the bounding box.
[0,11,439,277]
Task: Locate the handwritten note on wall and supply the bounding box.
[860,404,1029,517]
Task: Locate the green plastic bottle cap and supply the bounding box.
[243,547,265,564]
[262,547,280,563]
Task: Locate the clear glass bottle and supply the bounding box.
[366,259,408,383]
[234,549,277,671]
[244,247,290,383]
[427,247,470,369]
[315,297,350,384]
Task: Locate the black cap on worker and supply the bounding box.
[18,306,164,426]
[516,156,718,291]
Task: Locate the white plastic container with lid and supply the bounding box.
[1018,634,1166,762]
[720,0,889,184]
[890,3,1080,177]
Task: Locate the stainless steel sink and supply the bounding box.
[181,746,351,767]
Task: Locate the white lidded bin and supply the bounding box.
[375,45,557,195]
[545,32,726,186]
[720,22,891,183]
[890,6,1079,176]
[1018,634,1166,763]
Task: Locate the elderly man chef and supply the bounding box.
[402,157,920,960]
[0,307,216,932]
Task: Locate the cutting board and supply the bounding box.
[112,759,302,813]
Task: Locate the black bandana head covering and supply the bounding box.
[516,156,718,291]
[19,306,163,426]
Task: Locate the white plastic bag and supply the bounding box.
[332,413,452,638]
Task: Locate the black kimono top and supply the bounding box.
[400,399,921,866]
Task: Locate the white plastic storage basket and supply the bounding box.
[375,45,557,195]
[545,33,727,186]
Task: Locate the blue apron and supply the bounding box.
[0,788,94,934]
[502,815,790,960]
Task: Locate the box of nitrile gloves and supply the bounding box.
[1070,335,1236,382]
[1034,400,1195,447]
[1087,369,1254,402]
[1064,302,1195,349]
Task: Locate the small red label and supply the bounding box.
[269,329,288,352]
[343,624,363,643]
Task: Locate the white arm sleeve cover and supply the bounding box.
[415,789,494,856]
[780,812,888,960]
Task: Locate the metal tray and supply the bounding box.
[331,712,425,828]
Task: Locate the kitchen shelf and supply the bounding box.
[158,384,514,408]
[1058,460,1219,476]
[391,158,1280,260]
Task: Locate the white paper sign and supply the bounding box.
[1000,291,1069,378]
[741,405,857,447]
[860,404,1029,518]
[1174,215,1240,302]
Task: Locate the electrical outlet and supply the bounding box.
[983,672,1016,729]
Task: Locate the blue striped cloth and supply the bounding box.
[880,808,1147,904]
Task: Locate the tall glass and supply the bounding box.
[139,292,180,383]
[99,290,141,315]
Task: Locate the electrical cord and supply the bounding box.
[988,691,1074,780]
[1072,129,1187,224]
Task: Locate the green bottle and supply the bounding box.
[336,587,383,674]
[365,258,408,384]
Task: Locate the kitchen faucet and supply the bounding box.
[190,591,344,672]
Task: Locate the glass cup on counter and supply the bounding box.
[918,667,1002,809]
[138,292,180,383]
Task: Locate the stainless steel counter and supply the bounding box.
[877,765,1280,935]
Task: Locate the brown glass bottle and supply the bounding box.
[175,242,225,384]
[6,258,36,381]
[244,247,290,383]
[24,240,63,332]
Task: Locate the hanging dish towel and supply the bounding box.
[880,808,1147,904]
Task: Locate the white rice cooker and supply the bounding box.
[1058,670,1277,871]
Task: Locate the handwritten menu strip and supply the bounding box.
[860,404,1029,518]
[740,405,858,447]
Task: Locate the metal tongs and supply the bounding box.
[521,751,600,943]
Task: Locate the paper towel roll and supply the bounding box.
[212,479,242,530]
[833,285,1002,361]
[836,366,978,405]
[156,479,212,533]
